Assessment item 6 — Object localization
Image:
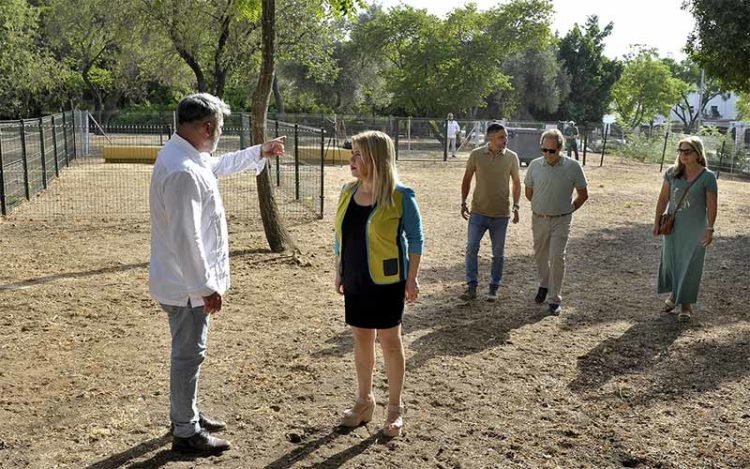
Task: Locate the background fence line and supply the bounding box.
[2,110,748,222]
[0,111,326,225]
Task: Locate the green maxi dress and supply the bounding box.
[657,168,718,304]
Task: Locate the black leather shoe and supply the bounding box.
[172,429,231,454]
[198,413,227,432]
[170,413,227,435]
[535,287,548,304]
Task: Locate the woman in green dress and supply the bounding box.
[652,136,718,320]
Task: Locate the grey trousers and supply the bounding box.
[161,302,209,438]
[532,213,572,305]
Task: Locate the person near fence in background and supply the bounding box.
[334,130,423,438]
[652,136,718,320]
[524,128,588,316]
[447,113,461,158]
[562,120,580,160]
[460,122,521,302]
[149,93,284,454]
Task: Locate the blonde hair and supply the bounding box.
[540,129,564,149]
[351,130,399,207]
[673,136,707,178]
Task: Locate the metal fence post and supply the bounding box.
[320,128,325,218]
[0,127,6,215]
[294,124,300,200]
[20,120,30,200]
[275,120,280,187]
[718,140,726,177]
[51,115,59,177]
[659,130,669,172]
[71,110,78,160]
[61,111,70,167]
[443,118,448,161]
[38,117,48,189]
[599,124,608,167]
[394,117,400,161]
[582,124,588,166]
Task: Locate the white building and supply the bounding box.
[671,91,740,124]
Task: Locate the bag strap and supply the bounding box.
[672,168,706,212]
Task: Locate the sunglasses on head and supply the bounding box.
[541,148,557,154]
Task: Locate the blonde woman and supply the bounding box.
[653,136,718,320]
[333,130,423,437]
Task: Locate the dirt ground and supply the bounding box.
[1,158,749,468]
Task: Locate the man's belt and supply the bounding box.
[533,212,572,219]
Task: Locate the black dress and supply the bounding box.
[341,197,406,329]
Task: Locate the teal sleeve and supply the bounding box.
[401,190,424,255]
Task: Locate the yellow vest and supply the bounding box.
[335,182,408,284]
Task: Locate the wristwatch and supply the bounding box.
[512,203,520,211]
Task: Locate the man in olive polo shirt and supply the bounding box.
[460,122,521,302]
[524,128,588,316]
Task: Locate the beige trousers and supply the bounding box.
[532,213,572,305]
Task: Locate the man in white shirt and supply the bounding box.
[149,93,284,454]
[447,113,461,158]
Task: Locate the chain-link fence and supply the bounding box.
[268,113,750,177]
[0,112,78,215]
[0,111,326,224]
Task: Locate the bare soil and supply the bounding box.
[1,159,749,468]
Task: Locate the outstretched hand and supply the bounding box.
[261,136,285,158]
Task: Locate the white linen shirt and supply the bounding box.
[447,120,460,137]
[149,133,266,307]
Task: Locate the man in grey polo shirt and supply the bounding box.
[524,128,588,315]
[460,122,521,302]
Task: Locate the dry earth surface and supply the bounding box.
[1,158,749,468]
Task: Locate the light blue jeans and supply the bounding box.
[161,302,209,438]
[465,213,509,288]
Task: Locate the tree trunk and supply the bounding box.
[251,0,295,253]
[272,73,284,114]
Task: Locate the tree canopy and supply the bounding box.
[684,0,750,93]
[556,16,622,124]
[611,49,688,129]
[2,0,743,127]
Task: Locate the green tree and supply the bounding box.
[664,58,729,132]
[611,49,687,129]
[275,4,390,115]
[490,46,571,120]
[138,0,341,102]
[737,92,750,121]
[557,16,622,124]
[44,0,183,118]
[246,0,357,252]
[45,0,124,115]
[356,0,553,117]
[684,0,750,93]
[0,0,64,118]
